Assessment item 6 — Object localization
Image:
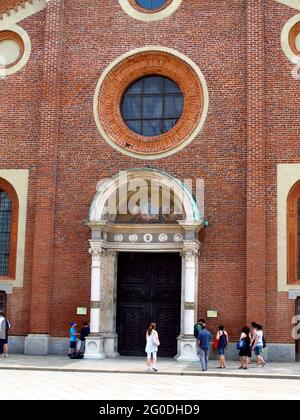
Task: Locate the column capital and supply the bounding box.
[89,247,105,257]
[180,249,199,260]
[105,250,118,258]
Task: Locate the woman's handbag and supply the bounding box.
[213,338,219,350]
[237,338,246,351]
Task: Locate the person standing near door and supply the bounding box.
[145,322,160,372]
[197,323,212,372]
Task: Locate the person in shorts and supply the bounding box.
[145,323,160,372]
[252,324,266,368]
[68,322,78,357]
[216,325,229,369]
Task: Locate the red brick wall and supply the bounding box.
[51,0,247,339]
[0,9,46,335]
[265,0,300,344]
[0,0,298,345]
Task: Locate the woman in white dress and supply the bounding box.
[145,322,160,372]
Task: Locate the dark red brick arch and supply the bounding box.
[0,30,25,69]
[287,180,300,284]
[0,178,19,280]
[98,50,204,156]
[288,21,300,56]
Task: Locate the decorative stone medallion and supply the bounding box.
[129,234,138,243]
[143,233,153,243]
[114,234,124,242]
[159,233,168,243]
[174,233,183,243]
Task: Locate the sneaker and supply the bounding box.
[152,367,158,372]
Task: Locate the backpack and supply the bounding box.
[218,331,228,349]
[194,323,202,339]
[70,352,84,360]
[263,335,267,349]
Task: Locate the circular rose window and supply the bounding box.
[281,15,300,64]
[289,22,300,56]
[118,0,182,21]
[0,31,24,69]
[121,76,184,137]
[94,48,209,160]
[131,0,172,12]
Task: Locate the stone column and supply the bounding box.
[85,247,106,359]
[101,250,119,358]
[176,249,199,362]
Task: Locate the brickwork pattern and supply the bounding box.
[0,0,298,347]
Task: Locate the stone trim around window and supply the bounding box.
[278,165,300,291]
[281,14,300,64]
[0,170,29,289]
[0,25,31,77]
[0,179,19,280]
[118,0,182,22]
[287,180,300,285]
[94,47,209,160]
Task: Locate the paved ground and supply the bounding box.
[1,355,300,380]
[0,369,299,400]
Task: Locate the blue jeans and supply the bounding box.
[199,348,209,371]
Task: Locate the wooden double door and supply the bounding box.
[116,252,181,357]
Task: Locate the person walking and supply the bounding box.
[0,312,10,358]
[197,323,212,372]
[68,322,79,357]
[0,312,6,357]
[78,321,90,354]
[145,322,160,372]
[238,326,252,370]
[216,325,229,369]
[252,324,266,367]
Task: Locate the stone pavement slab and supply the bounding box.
[1,370,300,400]
[0,355,300,380]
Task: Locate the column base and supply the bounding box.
[84,335,106,360]
[102,333,120,358]
[175,335,199,362]
[24,334,50,355]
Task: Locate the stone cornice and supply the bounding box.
[275,0,300,11]
[0,0,46,26]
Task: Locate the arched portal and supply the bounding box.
[85,169,203,361]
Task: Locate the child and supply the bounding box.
[68,322,78,357]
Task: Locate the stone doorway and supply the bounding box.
[116,252,181,357]
[85,169,204,361]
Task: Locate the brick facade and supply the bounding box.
[0,0,299,351]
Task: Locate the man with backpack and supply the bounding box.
[194,319,205,339]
